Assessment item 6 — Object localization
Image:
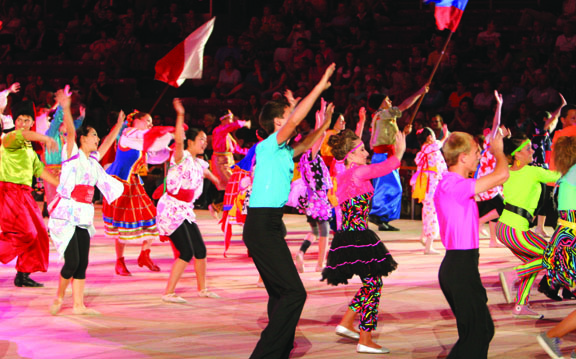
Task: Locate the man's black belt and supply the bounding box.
[504,203,534,223]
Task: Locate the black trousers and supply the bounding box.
[439,249,494,359]
[61,227,90,280]
[242,207,307,359]
[169,221,207,262]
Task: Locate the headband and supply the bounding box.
[344,142,363,161]
[510,139,530,157]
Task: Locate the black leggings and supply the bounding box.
[61,227,91,280]
[169,221,207,262]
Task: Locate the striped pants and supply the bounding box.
[496,221,547,305]
[349,276,383,331]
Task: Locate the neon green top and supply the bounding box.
[0,130,45,187]
[500,165,560,231]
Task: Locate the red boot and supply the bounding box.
[115,257,131,276]
[138,249,160,272]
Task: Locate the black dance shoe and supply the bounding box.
[368,215,382,225]
[14,272,44,287]
[537,276,561,301]
[378,221,400,231]
[562,287,576,300]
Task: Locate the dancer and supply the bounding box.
[44,102,85,215]
[411,126,447,254]
[49,89,124,315]
[242,63,335,359]
[208,109,250,218]
[156,99,223,303]
[0,100,59,287]
[294,100,334,273]
[475,91,506,248]
[530,96,567,238]
[103,109,173,275]
[0,97,59,287]
[497,134,561,319]
[367,85,428,231]
[435,130,509,358]
[322,129,403,354]
[538,135,576,359]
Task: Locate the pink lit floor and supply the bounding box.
[0,206,573,358]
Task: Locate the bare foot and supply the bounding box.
[73,306,100,315]
[50,298,63,316]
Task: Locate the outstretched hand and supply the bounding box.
[494,90,503,106]
[393,131,406,160]
[117,110,125,126]
[319,63,336,90]
[55,88,71,109]
[284,89,301,109]
[173,98,185,115]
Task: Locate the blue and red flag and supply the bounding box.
[425,0,468,32]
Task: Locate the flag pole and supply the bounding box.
[149,83,171,115]
[408,30,453,125]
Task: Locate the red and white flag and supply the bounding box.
[155,17,216,87]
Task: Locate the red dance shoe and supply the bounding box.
[115,257,132,276]
[138,249,160,272]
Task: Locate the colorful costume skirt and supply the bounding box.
[102,174,158,243]
[322,229,397,285]
[544,210,576,289]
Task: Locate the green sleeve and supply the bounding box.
[32,153,45,178]
[534,166,561,184]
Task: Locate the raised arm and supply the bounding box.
[172,98,186,163]
[356,107,366,137]
[98,110,125,158]
[311,100,333,158]
[544,93,567,133]
[55,88,75,158]
[489,90,503,139]
[398,84,429,112]
[475,129,509,194]
[277,63,336,145]
[292,102,333,158]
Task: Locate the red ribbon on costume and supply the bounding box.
[71,185,95,204]
[152,184,195,202]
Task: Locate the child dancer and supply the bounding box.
[156,99,223,303]
[435,130,509,358]
[497,134,561,319]
[242,64,335,359]
[412,126,447,254]
[209,110,250,218]
[294,101,334,272]
[49,89,124,315]
[322,129,403,354]
[538,135,576,359]
[103,110,173,275]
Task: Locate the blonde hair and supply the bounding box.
[442,132,474,167]
[554,136,576,175]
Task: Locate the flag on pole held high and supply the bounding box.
[155,17,216,87]
[425,0,468,32]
